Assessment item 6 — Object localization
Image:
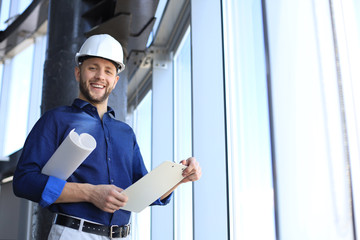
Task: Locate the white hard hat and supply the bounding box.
[75,34,125,73]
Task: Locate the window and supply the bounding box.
[27,35,47,131]
[17,0,32,14]
[265,0,355,238]
[331,0,360,235]
[222,0,276,239]
[0,61,4,158]
[190,1,228,238]
[355,0,360,34]
[147,0,168,47]
[173,27,193,240]
[0,34,46,158]
[0,0,32,30]
[0,63,3,97]
[1,44,34,156]
[130,90,152,240]
[128,23,193,240]
[0,0,10,30]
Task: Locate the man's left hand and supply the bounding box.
[180,157,202,184]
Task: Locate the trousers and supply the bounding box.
[48,222,131,240]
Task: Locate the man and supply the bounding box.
[13,34,201,240]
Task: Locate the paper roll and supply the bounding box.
[41,129,96,180]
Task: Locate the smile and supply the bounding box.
[90,83,105,89]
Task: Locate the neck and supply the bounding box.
[94,103,107,120]
[79,96,108,120]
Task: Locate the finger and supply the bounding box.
[110,186,128,202]
[114,191,128,202]
[184,166,202,182]
[104,200,124,213]
[103,204,117,213]
[187,172,201,181]
[112,200,127,209]
[183,160,199,176]
[115,191,129,207]
[106,206,117,213]
[112,203,121,211]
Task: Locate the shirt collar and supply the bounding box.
[72,98,116,117]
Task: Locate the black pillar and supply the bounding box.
[41,0,89,113]
[36,1,89,239]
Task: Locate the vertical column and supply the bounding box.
[151,49,175,239]
[107,69,128,121]
[190,0,228,239]
[0,60,12,156]
[36,1,90,239]
[41,0,89,113]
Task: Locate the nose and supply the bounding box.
[94,69,106,80]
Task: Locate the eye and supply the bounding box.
[105,69,115,75]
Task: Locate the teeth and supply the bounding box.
[91,84,104,89]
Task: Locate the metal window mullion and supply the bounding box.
[0,59,13,157]
[261,0,280,239]
[27,35,45,133]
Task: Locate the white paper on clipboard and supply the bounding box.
[120,161,187,213]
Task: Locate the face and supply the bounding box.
[75,57,119,105]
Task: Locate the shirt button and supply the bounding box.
[108,157,111,161]
[111,179,114,183]
[92,108,96,111]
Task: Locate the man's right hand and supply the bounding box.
[54,182,128,213]
[89,184,128,213]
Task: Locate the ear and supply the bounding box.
[75,66,80,82]
[113,75,120,88]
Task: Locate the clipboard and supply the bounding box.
[120,161,186,213]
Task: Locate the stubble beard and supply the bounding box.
[79,74,113,104]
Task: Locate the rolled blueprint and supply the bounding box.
[41,129,96,180]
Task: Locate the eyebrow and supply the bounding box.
[88,62,115,71]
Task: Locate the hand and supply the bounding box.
[89,184,128,213]
[179,157,202,184]
[160,157,202,200]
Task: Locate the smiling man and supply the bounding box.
[77,57,118,106]
[13,34,201,240]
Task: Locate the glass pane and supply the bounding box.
[131,90,152,240]
[3,44,34,156]
[0,0,10,30]
[222,0,276,239]
[0,63,3,93]
[147,0,168,47]
[27,34,47,132]
[332,0,360,235]
[266,0,354,239]
[173,27,193,240]
[355,0,360,34]
[0,61,3,156]
[18,0,32,14]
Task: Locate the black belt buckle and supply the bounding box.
[121,225,130,238]
[109,225,130,239]
[111,225,130,239]
[110,225,120,239]
[111,224,130,238]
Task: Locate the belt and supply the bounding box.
[54,214,130,239]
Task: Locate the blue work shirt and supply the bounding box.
[13,99,171,226]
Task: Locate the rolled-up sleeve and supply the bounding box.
[152,192,173,206]
[39,176,66,207]
[13,111,65,206]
